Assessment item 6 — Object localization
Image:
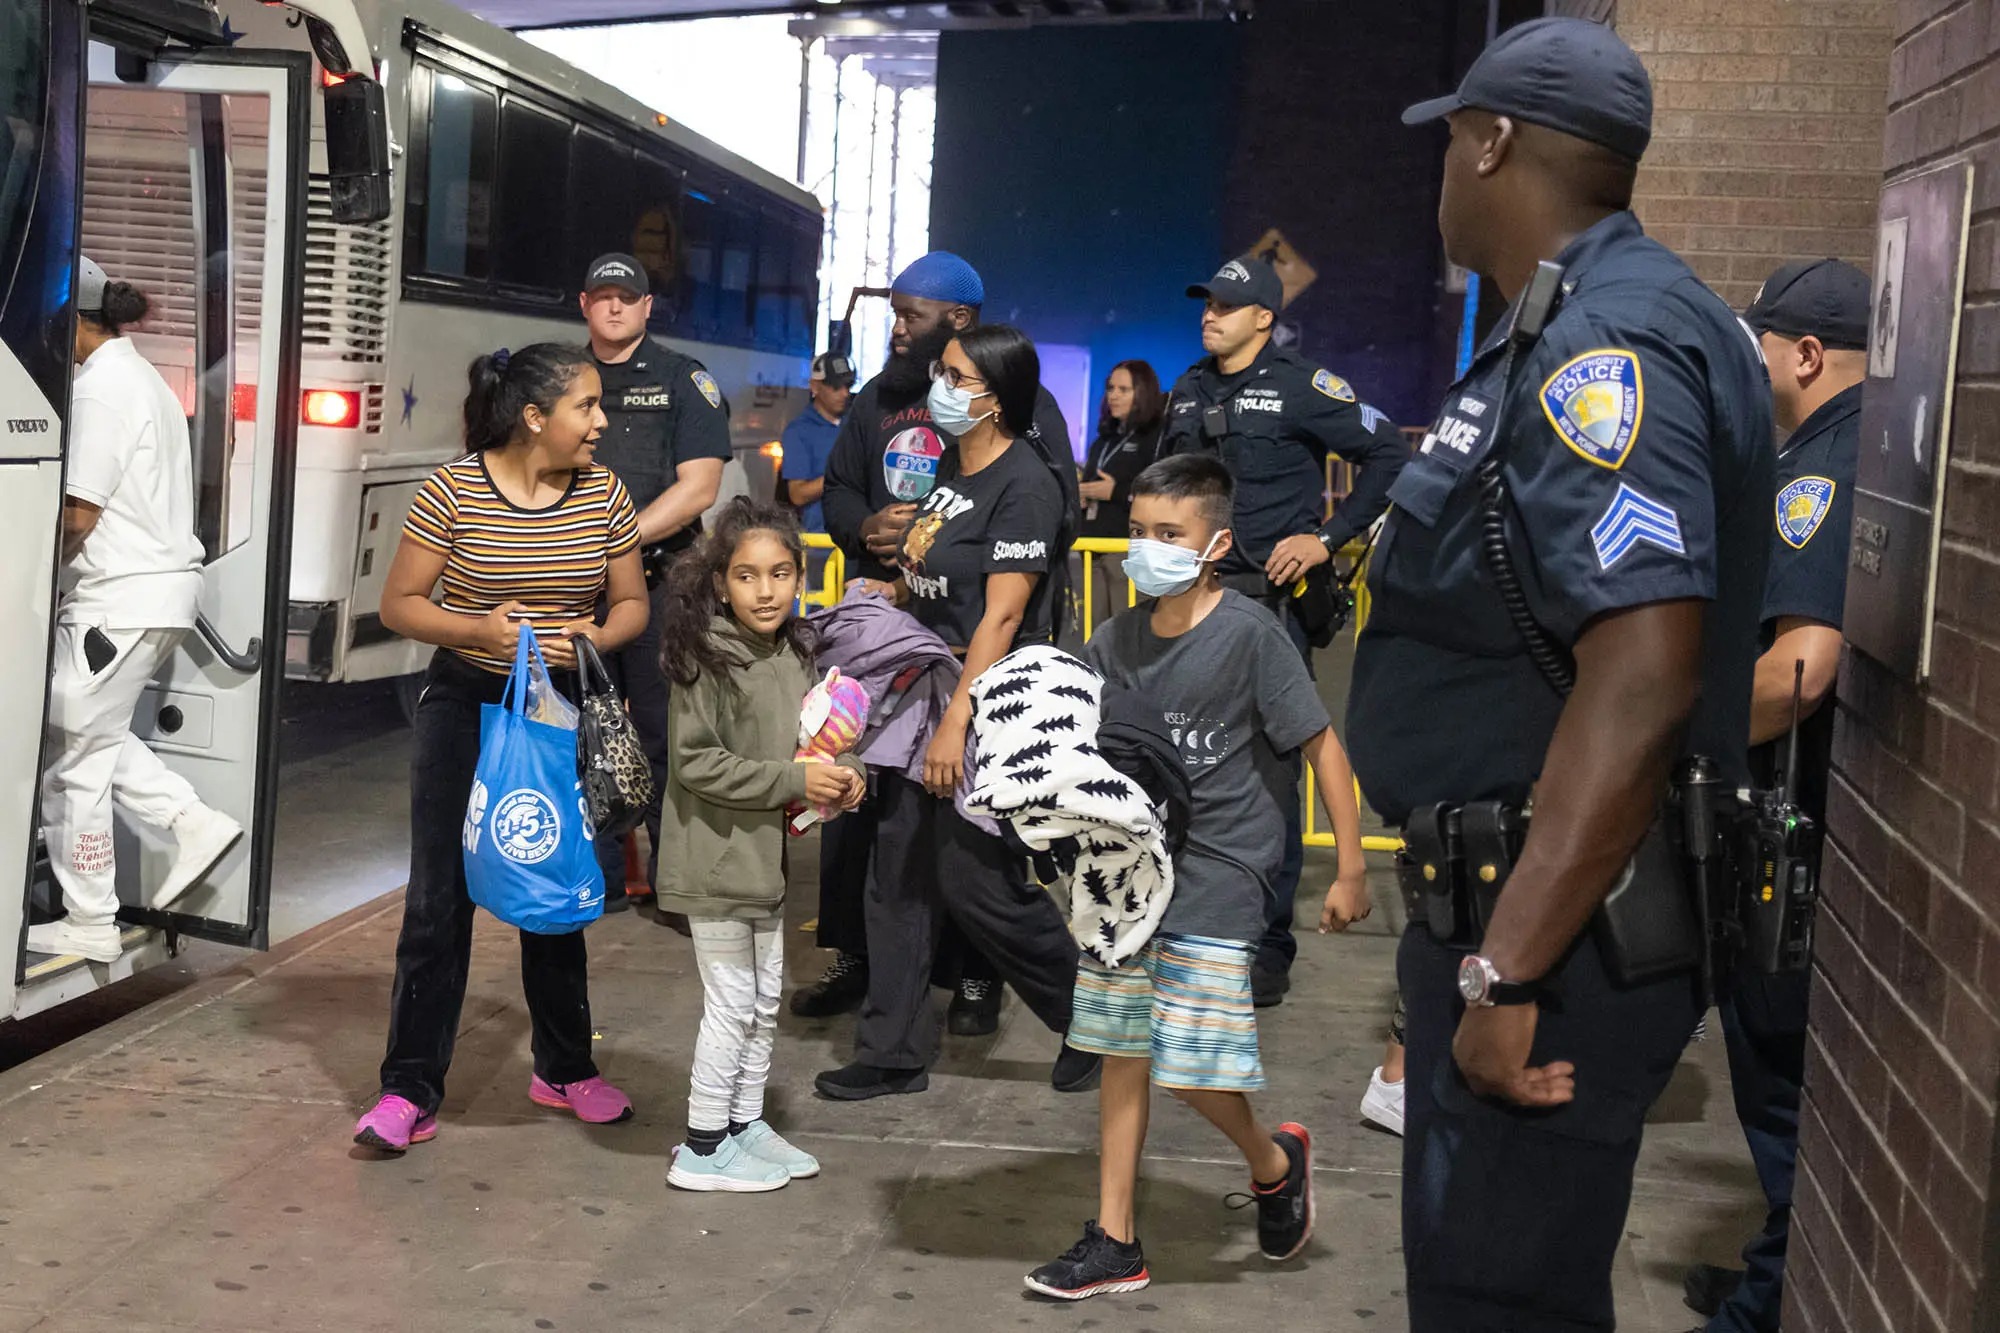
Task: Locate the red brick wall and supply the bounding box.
[1781,3,2000,1331]
[1619,0,1891,307]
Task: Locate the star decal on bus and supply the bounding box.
[401,379,418,426]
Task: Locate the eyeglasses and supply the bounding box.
[928,360,986,391]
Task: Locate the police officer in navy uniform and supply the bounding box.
[1346,21,1774,1330]
[579,251,731,918]
[1161,255,1406,1005]
[1680,260,1867,1333]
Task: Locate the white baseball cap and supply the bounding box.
[77,255,108,313]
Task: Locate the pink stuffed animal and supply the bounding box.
[788,668,870,834]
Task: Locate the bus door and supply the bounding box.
[55,46,310,958]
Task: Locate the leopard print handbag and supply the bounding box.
[573,638,656,839]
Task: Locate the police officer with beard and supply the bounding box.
[579,252,730,919]
[1161,255,1407,1006]
[800,251,1075,1033]
[1348,21,1773,1329]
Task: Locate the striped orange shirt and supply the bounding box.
[402,455,641,673]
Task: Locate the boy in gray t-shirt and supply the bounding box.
[1026,455,1370,1302]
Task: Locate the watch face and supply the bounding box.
[1457,956,1487,1005]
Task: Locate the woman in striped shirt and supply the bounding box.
[354,343,649,1154]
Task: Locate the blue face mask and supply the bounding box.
[927,376,995,437]
[1124,533,1223,598]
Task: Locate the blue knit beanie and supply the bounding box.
[891,251,985,307]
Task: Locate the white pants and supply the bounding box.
[687,916,784,1132]
[42,624,199,927]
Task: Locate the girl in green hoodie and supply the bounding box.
[656,499,865,1193]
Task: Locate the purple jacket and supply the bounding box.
[808,588,999,833]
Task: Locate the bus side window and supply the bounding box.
[754,206,789,353]
[680,181,717,339]
[634,150,683,330]
[791,214,822,358]
[567,128,637,289]
[415,69,496,281]
[717,197,755,346]
[493,97,568,292]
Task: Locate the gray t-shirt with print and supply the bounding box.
[1085,590,1331,944]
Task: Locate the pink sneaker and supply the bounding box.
[528,1073,633,1124]
[353,1095,439,1153]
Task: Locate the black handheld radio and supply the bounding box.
[1740,660,1823,974]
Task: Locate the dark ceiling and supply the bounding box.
[465,0,1246,33]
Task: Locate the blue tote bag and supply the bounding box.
[462,626,605,933]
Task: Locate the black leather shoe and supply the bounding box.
[789,952,868,1017]
[1682,1263,1743,1317]
[948,978,1001,1036]
[1251,965,1291,1009]
[1052,1042,1102,1093]
[814,1061,930,1101]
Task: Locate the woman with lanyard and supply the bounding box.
[815,325,1098,1102]
[354,343,650,1153]
[1077,360,1166,633]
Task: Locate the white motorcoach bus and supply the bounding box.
[89,0,823,700]
[2,0,817,1015]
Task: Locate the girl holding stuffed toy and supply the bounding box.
[656,498,865,1192]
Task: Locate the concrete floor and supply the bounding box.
[0,655,1766,1332]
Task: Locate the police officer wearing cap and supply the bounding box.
[1161,255,1407,1005]
[1346,20,1774,1329]
[579,251,732,918]
[1679,259,1867,1333]
[781,352,857,537]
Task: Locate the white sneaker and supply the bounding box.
[156,806,244,909]
[26,920,123,963]
[1360,1067,1405,1137]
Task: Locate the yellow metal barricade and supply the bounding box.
[799,532,845,611]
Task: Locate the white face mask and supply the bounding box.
[1123,532,1223,598]
[927,376,996,437]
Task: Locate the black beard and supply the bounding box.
[877,324,957,399]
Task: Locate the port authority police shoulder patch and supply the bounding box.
[1312,369,1355,402]
[1541,349,1644,470]
[1591,481,1685,571]
[691,370,723,409]
[1775,475,1836,549]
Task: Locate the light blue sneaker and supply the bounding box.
[666,1135,790,1193]
[733,1120,820,1179]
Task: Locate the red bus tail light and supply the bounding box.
[301,389,362,429]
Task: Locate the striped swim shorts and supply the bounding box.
[1068,933,1263,1091]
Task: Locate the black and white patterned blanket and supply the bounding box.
[964,645,1173,967]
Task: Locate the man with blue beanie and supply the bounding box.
[807,252,1080,1085]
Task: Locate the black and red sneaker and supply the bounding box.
[1253,1122,1314,1260]
[1024,1221,1150,1300]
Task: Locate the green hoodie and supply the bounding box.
[655,615,861,921]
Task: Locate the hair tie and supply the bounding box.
[493,347,511,373]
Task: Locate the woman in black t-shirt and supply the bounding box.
[1077,360,1166,628]
[816,325,1095,1101]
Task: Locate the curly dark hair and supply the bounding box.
[658,497,817,689]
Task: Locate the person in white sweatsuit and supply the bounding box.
[31,257,242,963]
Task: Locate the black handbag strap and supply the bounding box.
[573,636,616,698]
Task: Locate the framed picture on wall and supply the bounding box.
[1845,161,1973,682]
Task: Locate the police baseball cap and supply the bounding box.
[76,255,108,313]
[811,353,855,388]
[1401,17,1654,164]
[584,253,648,298]
[1186,257,1284,312]
[1744,258,1871,351]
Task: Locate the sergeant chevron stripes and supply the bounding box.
[1590,482,1686,570]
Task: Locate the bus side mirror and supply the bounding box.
[323,76,392,224]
